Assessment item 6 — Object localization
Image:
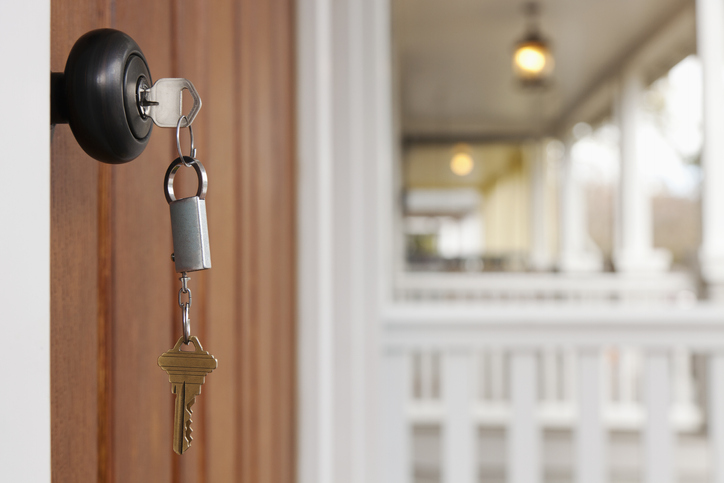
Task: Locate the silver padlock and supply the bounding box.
[164,156,212,272]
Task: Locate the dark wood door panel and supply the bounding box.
[51,1,296,482]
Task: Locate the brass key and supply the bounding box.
[158,335,217,454]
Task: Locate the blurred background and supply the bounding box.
[384,0,724,482]
[395,0,701,278]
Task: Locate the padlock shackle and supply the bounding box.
[164,157,208,204]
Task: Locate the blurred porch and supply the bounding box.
[296,1,724,483]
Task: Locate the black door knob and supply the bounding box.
[51,29,153,164]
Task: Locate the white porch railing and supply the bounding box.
[394,272,697,304]
[382,305,724,483]
[409,347,702,432]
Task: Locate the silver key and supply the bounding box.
[139,78,202,128]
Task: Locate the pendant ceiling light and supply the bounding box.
[513,3,554,86]
[450,144,474,177]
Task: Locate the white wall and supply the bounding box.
[0,1,51,481]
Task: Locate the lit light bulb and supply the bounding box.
[450,152,474,176]
[514,45,547,74]
[512,38,554,84]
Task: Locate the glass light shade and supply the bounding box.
[450,151,474,176]
[512,39,554,83]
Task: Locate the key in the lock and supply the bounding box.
[138,78,202,128]
[158,335,218,455]
[164,157,212,272]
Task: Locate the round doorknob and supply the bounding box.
[51,29,153,164]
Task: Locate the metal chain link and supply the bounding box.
[178,272,191,344]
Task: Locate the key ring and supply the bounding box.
[181,303,191,344]
[164,156,208,204]
[176,115,196,166]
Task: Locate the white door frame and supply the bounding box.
[296,0,395,481]
[0,0,51,480]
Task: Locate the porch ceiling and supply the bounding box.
[394,0,695,140]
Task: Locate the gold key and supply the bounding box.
[158,335,217,454]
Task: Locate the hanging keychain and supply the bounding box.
[158,116,218,455]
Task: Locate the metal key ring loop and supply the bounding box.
[181,303,191,344]
[164,157,208,204]
[176,115,196,165]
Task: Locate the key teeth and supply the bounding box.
[186,422,193,444]
[185,398,196,445]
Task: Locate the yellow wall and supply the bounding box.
[404,143,534,256]
[482,154,530,253]
[404,143,519,190]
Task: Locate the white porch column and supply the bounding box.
[529,140,552,271]
[558,139,604,272]
[697,0,724,298]
[613,68,671,273]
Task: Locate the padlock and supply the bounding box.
[164,156,212,272]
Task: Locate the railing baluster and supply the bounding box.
[644,350,672,483]
[709,353,724,483]
[442,348,475,483]
[673,348,693,405]
[382,348,410,483]
[478,350,487,401]
[491,349,505,401]
[576,348,605,483]
[543,349,558,402]
[672,347,695,427]
[432,351,441,399]
[509,350,540,483]
[420,349,432,400]
[563,348,577,402]
[600,348,612,407]
[412,351,421,399]
[619,349,638,404]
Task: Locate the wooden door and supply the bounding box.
[50,1,296,482]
